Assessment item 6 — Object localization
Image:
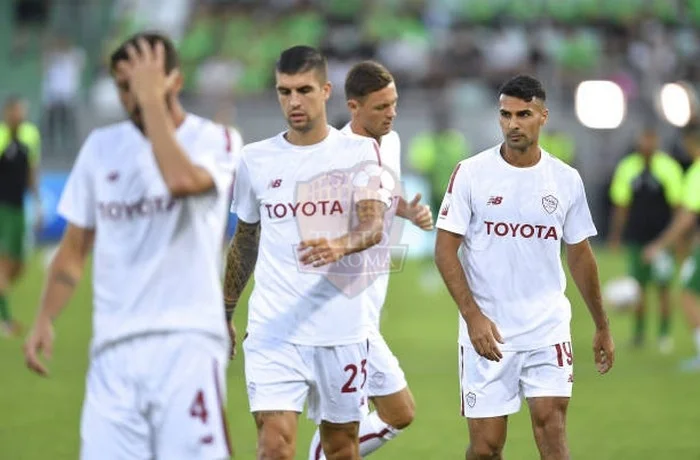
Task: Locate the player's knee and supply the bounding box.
[320,421,359,460]
[378,398,415,430]
[531,405,566,438]
[257,432,295,460]
[9,262,23,283]
[467,441,504,459]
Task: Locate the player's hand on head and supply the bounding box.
[23,315,55,377]
[464,311,504,362]
[593,328,615,374]
[298,238,346,267]
[117,38,180,104]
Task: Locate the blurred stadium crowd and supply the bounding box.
[3,0,700,235]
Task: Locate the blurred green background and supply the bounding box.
[1,248,699,459]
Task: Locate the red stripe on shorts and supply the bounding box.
[460,345,465,416]
[213,359,233,456]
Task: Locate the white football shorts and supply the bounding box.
[458,340,574,418]
[243,334,369,424]
[80,332,231,460]
[367,331,407,398]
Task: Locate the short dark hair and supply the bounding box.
[498,75,546,102]
[110,31,179,74]
[276,45,327,82]
[345,61,394,101]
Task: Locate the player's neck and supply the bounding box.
[350,119,381,145]
[501,144,541,168]
[285,123,330,146]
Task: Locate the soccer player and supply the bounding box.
[0,95,41,337]
[23,32,235,459]
[644,121,700,371]
[607,127,684,352]
[307,60,432,460]
[224,46,388,460]
[434,75,615,460]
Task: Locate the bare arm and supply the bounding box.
[25,224,94,376]
[122,39,216,198]
[223,220,260,321]
[140,99,217,197]
[339,199,386,254]
[435,228,504,360]
[607,205,628,246]
[434,229,481,320]
[298,200,386,266]
[566,239,608,330]
[650,208,697,251]
[566,239,615,373]
[38,224,94,322]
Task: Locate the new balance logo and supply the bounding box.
[487,196,503,205]
[567,374,574,383]
[269,178,283,188]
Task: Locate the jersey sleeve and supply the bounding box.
[230,154,260,223]
[609,157,632,206]
[191,124,236,197]
[660,156,684,207]
[436,162,471,236]
[57,132,97,229]
[563,172,597,244]
[682,162,700,213]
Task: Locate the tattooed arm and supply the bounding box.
[25,224,94,376]
[298,199,386,267]
[223,220,261,321]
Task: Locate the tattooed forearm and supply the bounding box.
[224,221,260,321]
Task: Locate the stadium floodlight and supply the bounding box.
[575,80,626,129]
[660,82,693,127]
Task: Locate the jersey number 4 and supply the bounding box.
[190,389,209,424]
[341,359,368,393]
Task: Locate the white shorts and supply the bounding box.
[80,332,231,460]
[458,341,574,419]
[243,335,369,424]
[367,332,407,397]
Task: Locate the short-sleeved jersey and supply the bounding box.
[58,115,236,353]
[609,152,684,243]
[682,159,700,214]
[341,124,401,330]
[436,145,597,351]
[231,127,385,346]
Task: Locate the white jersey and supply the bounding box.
[232,127,386,346]
[340,123,401,331]
[58,115,236,353]
[436,145,597,351]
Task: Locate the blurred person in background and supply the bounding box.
[645,121,700,371]
[0,95,41,337]
[608,127,684,353]
[41,34,85,156]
